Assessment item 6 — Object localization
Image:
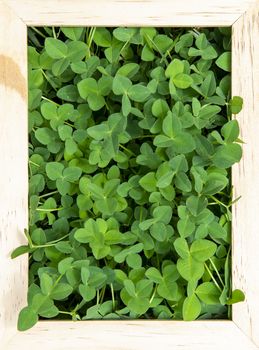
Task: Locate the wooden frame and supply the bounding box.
[0,0,258,348]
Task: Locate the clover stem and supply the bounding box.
[28,162,33,177]
[52,273,65,290]
[96,289,100,305]
[52,26,57,39]
[30,233,70,249]
[132,135,155,140]
[64,121,75,127]
[59,310,73,316]
[31,27,47,39]
[209,258,225,288]
[119,144,136,156]
[100,285,106,304]
[228,195,241,206]
[74,299,87,313]
[29,160,40,167]
[41,96,60,105]
[204,262,222,292]
[149,285,157,304]
[38,190,59,199]
[36,207,64,212]
[24,229,34,248]
[209,195,228,209]
[110,283,115,310]
[146,34,166,63]
[118,39,130,61]
[87,27,96,57]
[40,70,58,91]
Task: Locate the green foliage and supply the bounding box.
[14,26,244,331]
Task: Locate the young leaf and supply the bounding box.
[11,245,31,259]
[18,306,39,331]
[196,282,221,304]
[183,294,201,321]
[216,52,231,72]
[190,239,217,262]
[45,38,68,59]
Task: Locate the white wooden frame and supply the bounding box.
[0,0,258,348]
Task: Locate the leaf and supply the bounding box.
[79,284,96,301]
[152,99,169,118]
[128,84,151,102]
[67,41,88,62]
[113,27,138,42]
[165,59,184,78]
[216,52,231,72]
[145,267,163,283]
[117,63,139,78]
[186,196,208,216]
[196,282,220,304]
[18,306,39,331]
[93,28,112,47]
[61,27,84,41]
[175,172,192,192]
[183,294,201,320]
[177,256,204,281]
[11,245,31,259]
[172,73,193,89]
[229,96,243,114]
[35,127,56,145]
[212,144,242,168]
[190,239,217,262]
[153,206,172,224]
[123,279,136,297]
[63,167,82,182]
[51,283,73,300]
[40,273,53,295]
[58,257,74,274]
[46,162,64,180]
[162,113,181,138]
[174,238,190,259]
[141,45,155,61]
[52,58,70,76]
[45,38,68,59]
[57,85,79,102]
[126,253,142,269]
[112,75,132,95]
[226,289,245,305]
[202,172,228,195]
[150,222,168,242]
[128,296,150,314]
[177,217,195,238]
[77,78,98,99]
[221,120,239,143]
[139,172,157,192]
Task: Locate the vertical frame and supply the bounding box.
[0,0,258,348]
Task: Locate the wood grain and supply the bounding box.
[0,0,28,345]
[5,321,259,350]
[0,0,259,348]
[4,0,255,26]
[232,1,259,347]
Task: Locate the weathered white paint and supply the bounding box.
[1,0,259,348]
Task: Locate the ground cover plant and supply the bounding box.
[12,26,245,331]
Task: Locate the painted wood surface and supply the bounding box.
[0,0,28,345]
[5,320,259,350]
[232,1,259,347]
[0,0,259,348]
[4,0,255,26]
